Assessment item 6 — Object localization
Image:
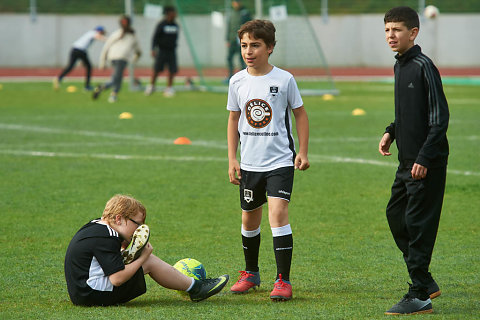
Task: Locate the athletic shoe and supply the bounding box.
[427,280,441,299]
[270,274,292,301]
[230,271,261,293]
[53,77,60,90]
[84,85,93,92]
[121,224,150,264]
[144,84,154,96]
[108,94,117,103]
[92,85,102,100]
[385,294,433,315]
[163,87,175,97]
[189,274,229,302]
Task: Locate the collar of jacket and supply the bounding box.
[395,44,421,65]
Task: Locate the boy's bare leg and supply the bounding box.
[143,254,192,290]
[267,197,289,227]
[242,207,262,230]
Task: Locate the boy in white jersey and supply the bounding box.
[227,19,309,301]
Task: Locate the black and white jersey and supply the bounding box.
[227,66,303,172]
[64,219,125,302]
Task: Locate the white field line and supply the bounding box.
[1,123,479,176]
[0,123,226,149]
[1,149,479,177]
[1,123,478,146]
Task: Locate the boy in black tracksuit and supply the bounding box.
[145,6,179,96]
[379,7,449,315]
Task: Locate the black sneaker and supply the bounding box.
[385,294,433,315]
[189,275,229,302]
[92,85,102,100]
[427,279,441,299]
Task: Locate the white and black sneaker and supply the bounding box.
[121,224,150,264]
[385,294,433,315]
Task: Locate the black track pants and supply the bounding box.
[386,166,447,293]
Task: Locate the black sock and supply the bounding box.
[242,233,260,272]
[273,234,293,281]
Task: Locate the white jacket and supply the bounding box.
[99,29,141,68]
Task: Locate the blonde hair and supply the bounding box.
[102,194,146,224]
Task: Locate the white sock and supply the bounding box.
[186,277,195,292]
[271,224,292,237]
[241,226,261,237]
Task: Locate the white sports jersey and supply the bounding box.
[73,30,97,51]
[227,66,303,172]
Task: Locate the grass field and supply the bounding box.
[0,80,479,319]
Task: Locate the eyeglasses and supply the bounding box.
[129,218,142,227]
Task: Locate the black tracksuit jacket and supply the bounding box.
[385,45,449,169]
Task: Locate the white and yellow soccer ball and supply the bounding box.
[173,258,207,296]
[424,5,439,19]
[173,258,207,280]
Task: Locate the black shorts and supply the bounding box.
[74,267,146,306]
[239,166,294,211]
[154,49,177,74]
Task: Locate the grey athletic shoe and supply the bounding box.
[427,280,441,299]
[385,294,433,315]
[189,275,229,302]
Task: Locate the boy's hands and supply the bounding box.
[140,242,153,260]
[228,159,241,185]
[379,133,392,156]
[411,163,428,180]
[295,153,310,170]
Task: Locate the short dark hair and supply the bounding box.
[384,6,419,30]
[238,19,276,48]
[163,6,176,15]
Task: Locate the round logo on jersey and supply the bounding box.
[245,99,272,129]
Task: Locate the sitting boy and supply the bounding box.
[64,194,228,306]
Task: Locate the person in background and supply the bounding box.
[225,0,251,82]
[93,15,141,103]
[145,6,179,97]
[54,26,106,91]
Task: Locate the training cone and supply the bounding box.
[119,112,133,119]
[174,137,192,145]
[322,94,334,101]
[66,85,77,93]
[0,84,3,90]
[352,108,366,116]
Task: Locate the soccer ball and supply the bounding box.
[173,258,207,296]
[173,258,207,280]
[424,5,439,19]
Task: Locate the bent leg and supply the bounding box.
[58,49,80,80]
[142,254,192,291]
